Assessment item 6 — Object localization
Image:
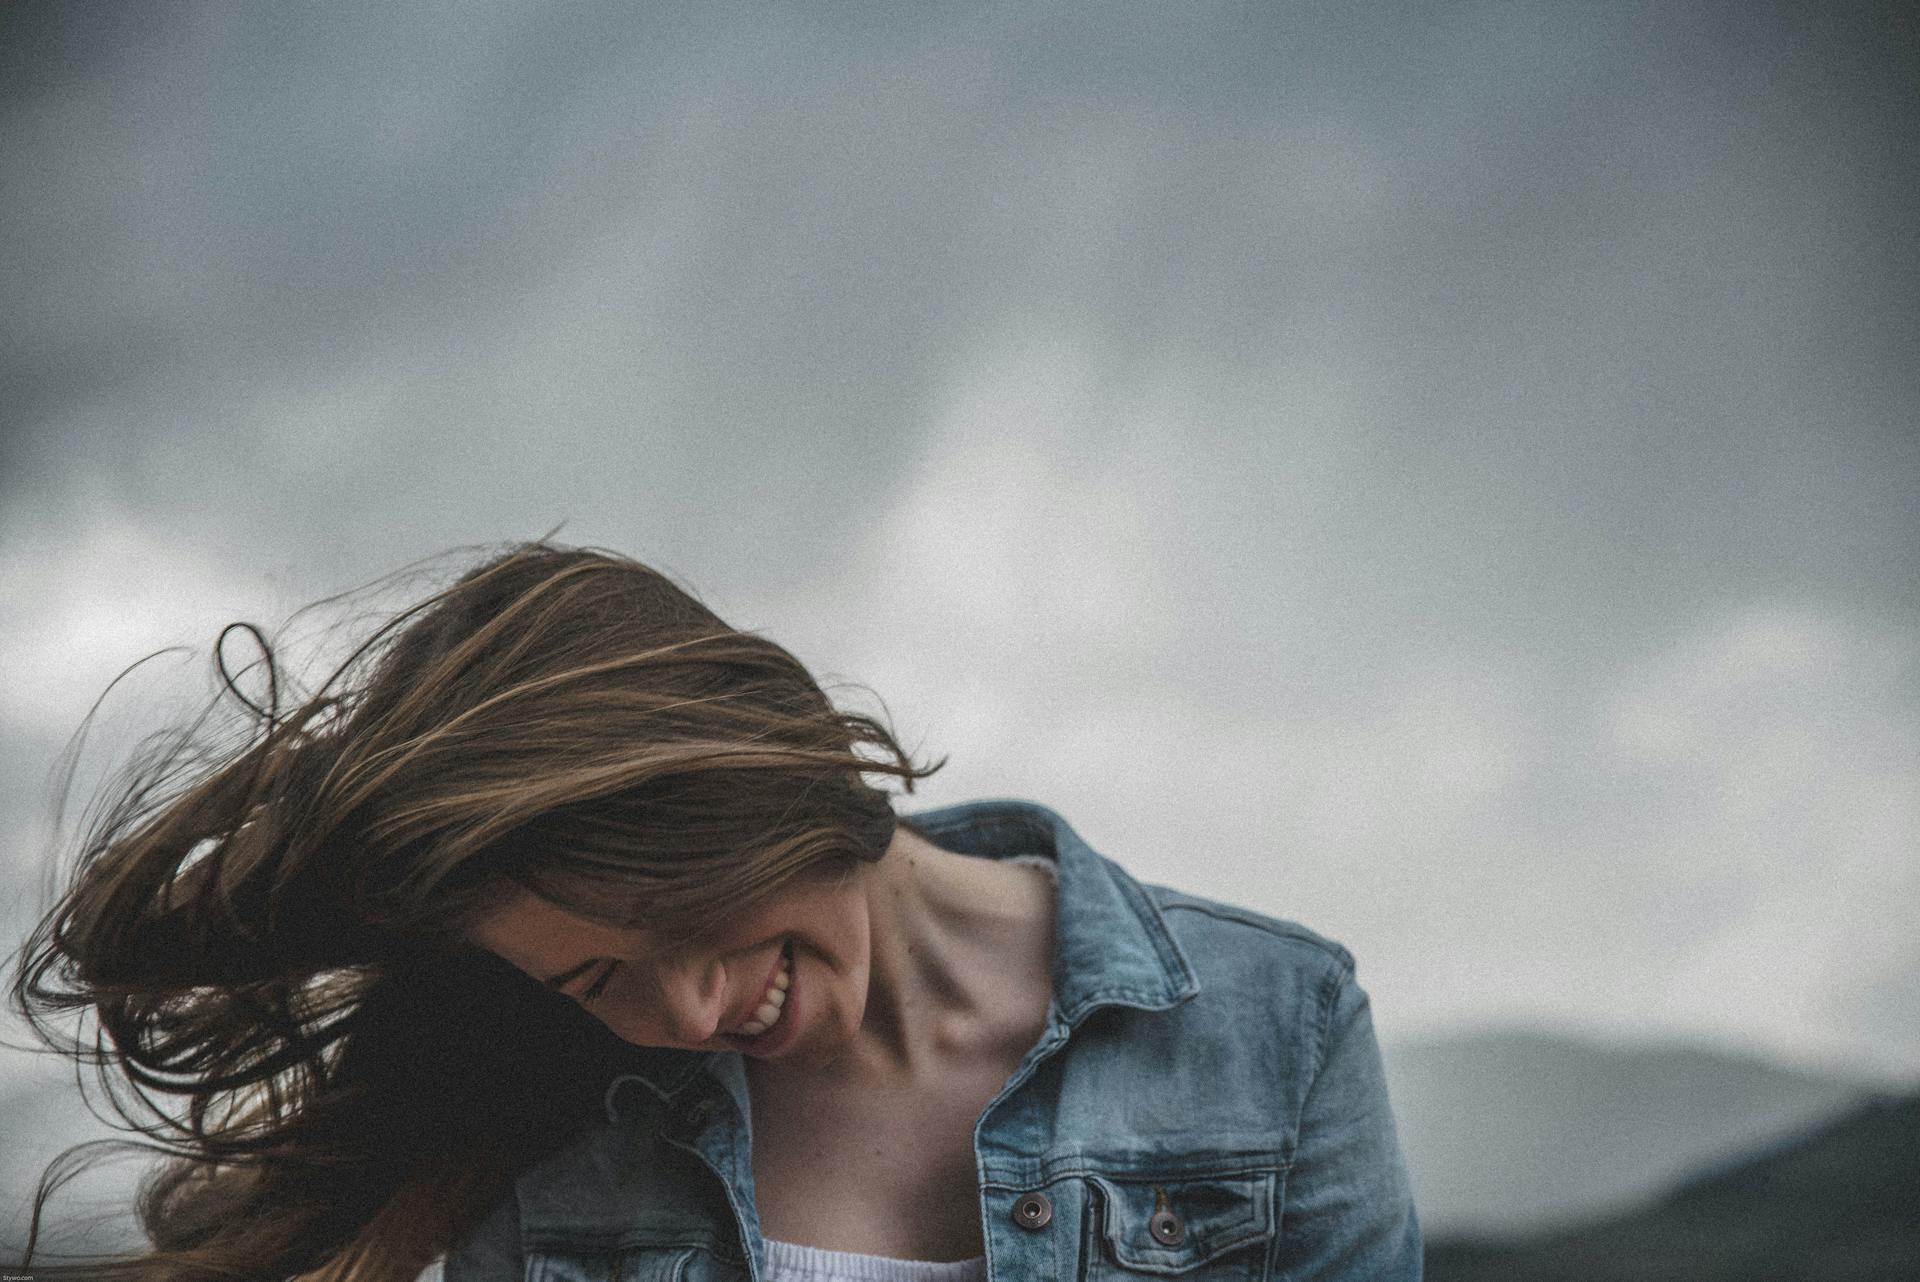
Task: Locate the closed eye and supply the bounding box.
[580,961,619,1004]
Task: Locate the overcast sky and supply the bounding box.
[3,0,1915,1096]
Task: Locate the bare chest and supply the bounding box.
[748,1054,1026,1263]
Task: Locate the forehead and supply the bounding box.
[466,883,641,978]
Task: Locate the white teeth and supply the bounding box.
[733,948,793,1037]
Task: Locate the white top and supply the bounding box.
[762,851,1057,1282]
[763,1239,988,1282]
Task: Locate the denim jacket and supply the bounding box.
[442,798,1422,1281]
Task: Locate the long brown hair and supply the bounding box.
[6,541,943,1280]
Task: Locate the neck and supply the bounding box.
[778,823,1055,1084]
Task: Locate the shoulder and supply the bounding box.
[1137,881,1360,1057]
[1059,875,1366,1141]
[1146,882,1356,977]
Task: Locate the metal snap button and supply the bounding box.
[1011,1191,1053,1230]
[1149,1185,1185,1246]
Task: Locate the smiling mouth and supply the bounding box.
[729,938,794,1039]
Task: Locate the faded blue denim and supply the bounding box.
[442,798,1422,1280]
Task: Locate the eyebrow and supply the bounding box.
[543,958,605,991]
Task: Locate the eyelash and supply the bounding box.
[580,962,619,1004]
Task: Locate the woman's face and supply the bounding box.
[466,863,876,1064]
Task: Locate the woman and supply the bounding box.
[9,542,1421,1281]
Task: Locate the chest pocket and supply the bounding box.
[1083,1172,1278,1280]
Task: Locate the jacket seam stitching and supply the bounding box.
[1267,961,1352,1282]
[1157,901,1354,967]
[982,1159,1288,1187]
[1309,957,1352,1103]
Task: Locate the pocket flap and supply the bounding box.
[1088,1172,1276,1275]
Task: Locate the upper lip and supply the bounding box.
[723,941,788,1035]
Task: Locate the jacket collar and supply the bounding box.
[906,798,1200,1025]
[600,797,1200,1123]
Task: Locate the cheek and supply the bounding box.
[572,980,661,1045]
[598,1007,678,1050]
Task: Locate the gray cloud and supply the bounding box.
[3,0,1915,1089]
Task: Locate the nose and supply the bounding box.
[656,955,729,1043]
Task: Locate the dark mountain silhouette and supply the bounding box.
[1424,1088,1920,1281]
[1381,1025,1880,1234]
